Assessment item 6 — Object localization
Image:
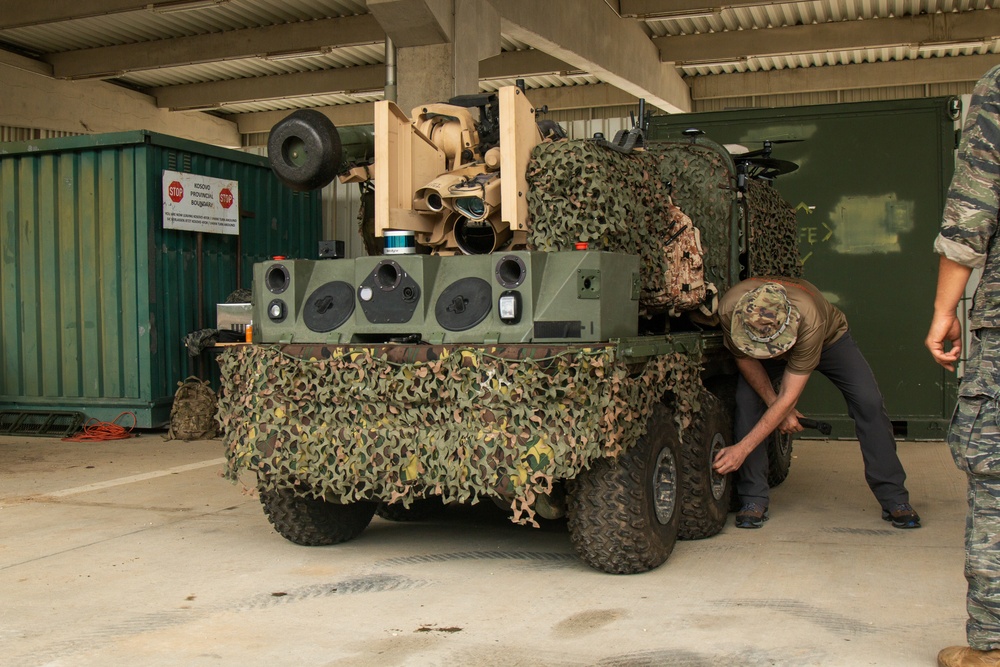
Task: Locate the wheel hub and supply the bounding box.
[652,447,678,524]
[282,137,308,167]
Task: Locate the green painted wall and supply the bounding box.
[0,131,321,427]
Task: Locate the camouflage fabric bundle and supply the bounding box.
[525,140,726,315]
[745,178,803,278]
[526,142,693,315]
[217,343,702,526]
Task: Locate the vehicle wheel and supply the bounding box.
[759,372,794,488]
[267,109,341,192]
[766,430,793,487]
[678,390,732,540]
[258,483,376,546]
[375,497,442,522]
[566,402,681,574]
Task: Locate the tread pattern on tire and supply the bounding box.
[566,403,680,575]
[678,390,732,540]
[766,431,793,487]
[259,485,376,546]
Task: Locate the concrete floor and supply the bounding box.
[0,433,969,667]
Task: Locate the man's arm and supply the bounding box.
[712,370,810,475]
[734,357,805,433]
[926,256,973,371]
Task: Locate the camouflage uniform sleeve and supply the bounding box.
[936,64,1000,269]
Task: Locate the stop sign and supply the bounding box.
[219,188,234,209]
[167,180,184,203]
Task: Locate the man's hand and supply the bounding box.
[779,409,805,434]
[927,256,973,372]
[926,312,962,371]
[713,442,752,476]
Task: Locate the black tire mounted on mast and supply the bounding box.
[267,109,341,192]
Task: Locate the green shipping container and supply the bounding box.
[0,131,321,427]
[648,98,959,440]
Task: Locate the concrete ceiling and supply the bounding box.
[1,0,999,135]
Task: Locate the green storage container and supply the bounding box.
[0,131,321,428]
[648,98,959,439]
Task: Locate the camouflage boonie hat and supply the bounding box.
[730,282,800,359]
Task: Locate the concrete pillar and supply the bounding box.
[394,0,499,113]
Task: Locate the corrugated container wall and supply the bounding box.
[0,131,321,427]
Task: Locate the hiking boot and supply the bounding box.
[882,503,921,529]
[735,502,768,529]
[938,646,1000,666]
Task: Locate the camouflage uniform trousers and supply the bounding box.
[949,328,1000,650]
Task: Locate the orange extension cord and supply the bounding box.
[61,412,137,442]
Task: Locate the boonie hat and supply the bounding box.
[730,282,800,359]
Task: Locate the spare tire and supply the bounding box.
[267,109,342,191]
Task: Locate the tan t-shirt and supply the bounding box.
[719,277,849,374]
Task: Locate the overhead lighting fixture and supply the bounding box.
[916,39,991,54]
[344,90,384,100]
[682,57,749,68]
[645,7,723,21]
[261,48,334,61]
[149,0,231,14]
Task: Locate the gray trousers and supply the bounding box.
[734,330,910,511]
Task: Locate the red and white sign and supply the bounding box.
[162,170,239,236]
[167,180,184,203]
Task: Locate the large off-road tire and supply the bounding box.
[678,390,732,540]
[375,497,442,522]
[259,484,376,546]
[766,431,793,487]
[566,402,681,574]
[267,109,341,192]
[763,373,794,487]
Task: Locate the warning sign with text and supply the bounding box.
[162,170,239,236]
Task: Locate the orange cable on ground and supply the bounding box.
[62,412,137,441]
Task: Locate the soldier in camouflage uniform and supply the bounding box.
[928,64,1000,667]
[714,277,919,530]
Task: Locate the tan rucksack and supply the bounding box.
[642,202,718,318]
[166,377,219,441]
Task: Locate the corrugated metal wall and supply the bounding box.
[0,132,321,426]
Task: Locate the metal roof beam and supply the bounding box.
[231,103,377,135]
[46,15,385,80]
[150,65,385,111]
[488,0,690,113]
[230,82,638,135]
[655,9,1000,63]
[690,54,1000,100]
[0,0,234,30]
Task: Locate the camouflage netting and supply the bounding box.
[525,140,804,296]
[744,178,803,278]
[526,140,736,307]
[217,342,702,526]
